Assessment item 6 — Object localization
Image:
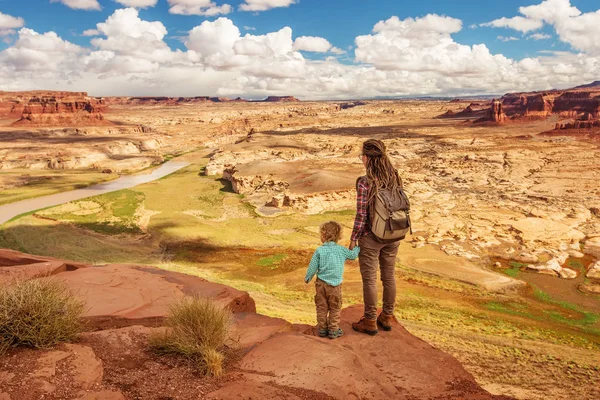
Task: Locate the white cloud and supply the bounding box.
[185,18,305,77]
[244,26,256,31]
[82,29,100,36]
[481,16,543,33]
[95,8,167,39]
[168,0,232,16]
[239,0,296,12]
[0,28,84,81]
[293,36,331,53]
[498,36,520,42]
[50,0,101,10]
[186,17,240,60]
[519,0,581,25]
[356,14,493,74]
[529,33,551,40]
[0,12,24,34]
[330,47,346,55]
[1,11,599,99]
[84,8,182,76]
[114,0,159,7]
[482,0,600,55]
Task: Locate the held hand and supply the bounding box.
[349,240,357,250]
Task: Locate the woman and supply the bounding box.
[350,139,402,336]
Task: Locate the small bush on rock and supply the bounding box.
[0,279,85,355]
[149,296,233,376]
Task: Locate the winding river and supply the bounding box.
[0,161,190,225]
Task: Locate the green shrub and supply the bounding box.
[149,296,234,376]
[0,279,85,354]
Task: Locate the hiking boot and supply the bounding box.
[328,328,343,339]
[377,312,395,331]
[318,328,328,338]
[352,316,378,336]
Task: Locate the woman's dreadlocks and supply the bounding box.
[362,139,402,208]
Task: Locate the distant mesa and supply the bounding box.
[340,101,368,110]
[261,96,300,102]
[572,80,600,90]
[100,95,299,105]
[439,81,600,129]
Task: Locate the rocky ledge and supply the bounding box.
[0,249,512,400]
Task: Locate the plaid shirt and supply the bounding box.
[351,176,370,241]
[304,242,360,286]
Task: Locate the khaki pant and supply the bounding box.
[358,233,400,320]
[314,279,342,331]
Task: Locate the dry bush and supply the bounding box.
[149,296,234,376]
[0,279,85,355]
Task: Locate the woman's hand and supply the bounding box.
[349,240,357,250]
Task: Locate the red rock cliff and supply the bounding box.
[0,91,107,126]
[446,82,600,125]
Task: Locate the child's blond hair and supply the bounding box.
[320,221,342,243]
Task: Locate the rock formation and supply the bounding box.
[0,91,107,127]
[475,99,507,123]
[443,82,600,125]
[554,120,600,130]
[0,249,511,400]
[262,96,300,102]
[105,96,251,106]
[438,102,489,119]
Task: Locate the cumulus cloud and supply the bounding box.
[482,0,600,55]
[50,0,101,10]
[1,9,599,99]
[185,18,305,77]
[114,0,158,7]
[0,12,24,36]
[84,8,183,76]
[519,0,581,24]
[0,28,84,85]
[239,0,296,12]
[293,36,331,52]
[168,0,232,16]
[355,14,498,74]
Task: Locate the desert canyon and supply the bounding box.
[0,84,599,400]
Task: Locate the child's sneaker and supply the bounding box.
[328,328,343,339]
[318,328,328,337]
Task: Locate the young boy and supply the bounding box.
[305,221,360,339]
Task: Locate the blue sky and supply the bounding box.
[0,0,598,98]
[2,0,596,56]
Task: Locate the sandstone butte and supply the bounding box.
[439,81,600,126]
[0,249,513,400]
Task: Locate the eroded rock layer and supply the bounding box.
[0,91,107,127]
[442,82,600,126]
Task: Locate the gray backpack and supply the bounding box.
[369,185,412,242]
